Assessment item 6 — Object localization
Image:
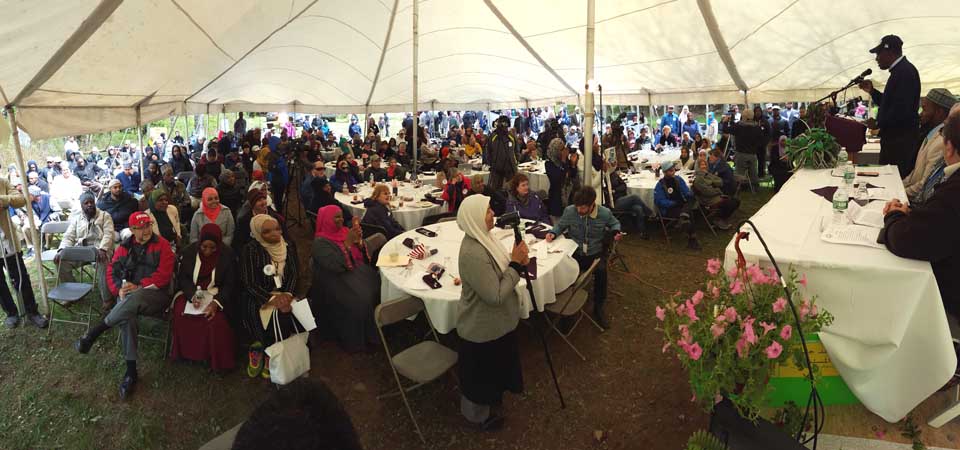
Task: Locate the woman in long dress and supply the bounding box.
[310,205,380,353]
[239,214,300,379]
[455,194,530,430]
[169,223,237,371]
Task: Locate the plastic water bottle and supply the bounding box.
[855,182,869,201]
[832,185,849,225]
[843,161,855,186]
[837,147,848,167]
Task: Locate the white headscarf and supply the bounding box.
[457,195,509,272]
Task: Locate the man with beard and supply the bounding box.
[57,192,114,309]
[98,179,139,233]
[486,116,518,190]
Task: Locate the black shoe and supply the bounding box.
[593,308,610,330]
[3,315,19,329]
[479,414,505,431]
[26,314,48,329]
[74,337,93,354]
[119,375,137,400]
[687,238,702,251]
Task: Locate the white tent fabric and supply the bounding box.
[2,0,959,139]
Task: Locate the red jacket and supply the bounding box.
[106,235,175,296]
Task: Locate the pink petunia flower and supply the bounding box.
[684,300,699,322]
[809,304,818,318]
[742,318,757,345]
[711,286,720,298]
[706,258,722,275]
[686,342,703,360]
[799,300,811,321]
[730,279,744,295]
[780,325,793,341]
[727,265,739,278]
[676,303,687,317]
[710,322,727,338]
[772,297,787,313]
[723,307,738,323]
[679,325,692,344]
[759,321,777,336]
[765,341,784,359]
[799,274,808,288]
[736,336,750,358]
[691,290,704,305]
[655,306,666,321]
[746,265,767,285]
[662,342,671,353]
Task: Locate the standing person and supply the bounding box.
[721,109,766,189]
[74,212,175,399]
[234,112,247,137]
[546,187,622,327]
[0,177,47,329]
[169,223,238,371]
[544,139,580,220]
[660,105,681,135]
[859,35,921,176]
[486,116,518,190]
[455,194,528,430]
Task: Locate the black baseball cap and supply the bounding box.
[869,35,903,54]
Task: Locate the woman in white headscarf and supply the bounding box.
[455,194,529,430]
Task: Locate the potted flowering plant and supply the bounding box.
[656,258,834,421]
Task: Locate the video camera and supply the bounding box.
[610,112,627,137]
[496,211,524,245]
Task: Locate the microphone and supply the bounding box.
[851,68,872,84]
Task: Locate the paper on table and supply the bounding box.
[376,253,411,267]
[845,201,885,229]
[820,224,884,249]
[867,188,890,200]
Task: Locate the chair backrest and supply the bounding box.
[361,222,387,239]
[375,296,426,328]
[421,212,453,226]
[58,246,98,263]
[436,216,456,223]
[41,221,69,235]
[552,257,601,316]
[364,233,387,257]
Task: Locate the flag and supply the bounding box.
[408,244,427,260]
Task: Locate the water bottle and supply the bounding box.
[855,182,869,201]
[832,185,849,225]
[843,161,855,186]
[837,147,848,167]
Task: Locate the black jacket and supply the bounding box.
[361,199,404,239]
[870,56,921,134]
[880,168,960,316]
[723,121,767,156]
[362,167,388,183]
[486,131,518,178]
[97,192,139,231]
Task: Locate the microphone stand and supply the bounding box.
[511,223,566,409]
[813,77,865,105]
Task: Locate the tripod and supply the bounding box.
[283,156,306,227]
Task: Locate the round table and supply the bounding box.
[335,183,444,230]
[379,221,580,334]
[515,160,550,194]
[623,169,696,215]
[629,148,681,171]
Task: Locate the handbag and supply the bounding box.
[264,310,310,385]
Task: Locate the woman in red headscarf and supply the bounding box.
[170,223,238,371]
[189,187,236,246]
[310,205,381,352]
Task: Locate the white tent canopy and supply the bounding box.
[2,0,959,139]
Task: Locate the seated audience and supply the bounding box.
[309,176,353,224]
[505,173,550,224]
[385,157,407,181]
[239,215,300,380]
[168,144,193,175]
[654,160,701,250]
[145,190,181,249]
[361,184,404,239]
[547,187,621,328]
[693,156,740,230]
[677,146,696,171]
[311,205,380,353]
[707,148,737,196]
[466,173,506,216]
[74,212,175,399]
[331,160,358,193]
[881,104,960,317]
[363,155,388,182]
[51,166,83,211]
[157,165,190,222]
[301,160,326,209]
[28,171,49,194]
[658,125,678,148]
[903,89,953,203]
[138,179,155,212]
[190,188,235,246]
[605,166,651,239]
[170,223,238,371]
[116,163,142,195]
[98,179,139,233]
[217,169,244,213]
[187,164,218,209]
[235,189,287,251]
[439,167,471,213]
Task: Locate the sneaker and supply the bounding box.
[3,315,19,329]
[119,375,137,400]
[261,356,271,379]
[247,343,264,378]
[26,314,48,329]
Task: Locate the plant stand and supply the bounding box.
[708,399,807,450]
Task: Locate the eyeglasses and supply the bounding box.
[312,166,324,171]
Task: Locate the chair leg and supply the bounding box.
[929,385,960,428]
[581,310,606,332]
[399,389,426,444]
[548,318,587,361]
[658,218,671,245]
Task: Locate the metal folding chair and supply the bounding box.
[40,221,70,280]
[364,233,387,258]
[653,204,682,245]
[47,246,98,333]
[545,258,603,361]
[436,216,457,223]
[374,296,458,444]
[360,222,387,239]
[698,203,719,237]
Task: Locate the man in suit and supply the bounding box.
[859,35,921,176]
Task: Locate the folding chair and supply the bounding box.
[175,171,194,186]
[653,205,682,245]
[436,216,457,223]
[40,221,70,280]
[735,174,755,194]
[698,204,719,237]
[120,256,178,359]
[364,233,387,258]
[545,258,603,361]
[929,314,960,428]
[306,209,318,230]
[375,296,458,444]
[47,246,98,333]
[360,222,387,239]
[421,212,454,226]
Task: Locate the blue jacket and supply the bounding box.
[654,176,693,211]
[660,113,681,134]
[550,204,620,257]
[681,120,700,138]
[116,171,142,195]
[709,159,737,196]
[32,194,55,224]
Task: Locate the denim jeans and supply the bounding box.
[614,195,651,232]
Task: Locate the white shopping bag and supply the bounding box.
[265,311,310,385]
[291,298,317,331]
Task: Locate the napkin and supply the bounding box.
[810,184,879,203]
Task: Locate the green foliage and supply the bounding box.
[785,128,840,170]
[685,430,727,450]
[899,414,927,450]
[772,401,804,437]
[655,260,834,421]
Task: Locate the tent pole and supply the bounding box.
[136,106,144,176]
[582,0,596,189]
[4,107,49,316]
[411,0,419,179]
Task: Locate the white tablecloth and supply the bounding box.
[629,148,682,171]
[722,166,955,422]
[379,221,580,334]
[335,183,443,230]
[515,160,550,194]
[622,170,695,214]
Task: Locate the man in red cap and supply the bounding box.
[860,34,922,176]
[74,212,175,400]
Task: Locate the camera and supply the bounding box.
[610,112,627,137]
[495,211,521,229]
